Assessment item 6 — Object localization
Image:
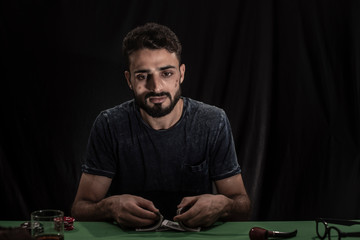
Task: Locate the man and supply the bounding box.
[71,22,251,229]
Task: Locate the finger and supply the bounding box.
[129,203,160,220]
[175,211,202,228]
[177,196,197,208]
[136,198,160,214]
[180,207,215,228]
[174,204,200,222]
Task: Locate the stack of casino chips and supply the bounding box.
[20,216,75,232]
[64,216,75,231]
[20,221,43,234]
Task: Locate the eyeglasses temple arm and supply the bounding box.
[344,232,360,237]
[319,219,360,226]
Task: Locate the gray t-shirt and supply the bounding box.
[82,97,241,219]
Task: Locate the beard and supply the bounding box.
[134,86,182,118]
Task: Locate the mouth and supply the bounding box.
[145,92,171,105]
[148,95,168,104]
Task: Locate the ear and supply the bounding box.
[179,64,185,84]
[125,71,132,90]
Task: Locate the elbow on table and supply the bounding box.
[70,201,82,220]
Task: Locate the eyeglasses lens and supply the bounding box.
[328,227,340,240]
[317,221,327,239]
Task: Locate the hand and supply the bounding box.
[106,194,160,228]
[173,194,232,227]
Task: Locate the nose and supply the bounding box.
[146,74,163,92]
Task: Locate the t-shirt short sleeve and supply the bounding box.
[208,109,241,181]
[82,112,116,178]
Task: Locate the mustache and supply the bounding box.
[145,92,171,99]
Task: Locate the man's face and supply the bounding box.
[125,48,185,118]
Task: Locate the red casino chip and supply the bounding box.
[64,216,75,231]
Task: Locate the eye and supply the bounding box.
[161,71,173,78]
[135,73,147,81]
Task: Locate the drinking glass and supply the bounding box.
[31,209,64,240]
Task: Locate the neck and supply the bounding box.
[140,98,184,130]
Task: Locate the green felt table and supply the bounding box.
[2,220,360,239]
[0,220,310,239]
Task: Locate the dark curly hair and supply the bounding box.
[122,22,182,70]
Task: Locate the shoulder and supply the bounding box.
[93,100,136,128]
[185,98,228,124]
[98,100,134,120]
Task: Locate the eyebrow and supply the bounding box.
[134,65,176,74]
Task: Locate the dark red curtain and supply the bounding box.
[1,0,359,220]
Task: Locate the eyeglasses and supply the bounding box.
[316,218,360,240]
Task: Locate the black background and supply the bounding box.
[1,0,359,221]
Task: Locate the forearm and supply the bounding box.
[71,197,114,221]
[220,194,251,221]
